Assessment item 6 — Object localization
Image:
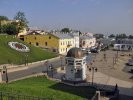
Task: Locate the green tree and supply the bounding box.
[0,16,9,21]
[128,35,133,39]
[116,33,127,39]
[3,24,19,35]
[0,16,9,33]
[108,34,115,38]
[14,11,28,31]
[61,28,70,33]
[94,34,104,39]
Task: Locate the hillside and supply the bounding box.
[0,35,57,65]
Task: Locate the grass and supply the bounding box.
[0,76,96,100]
[0,35,57,65]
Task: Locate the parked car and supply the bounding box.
[128,58,133,66]
[90,47,99,53]
[129,69,133,73]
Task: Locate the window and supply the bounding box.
[68,62,74,65]
[45,42,47,46]
[49,36,51,39]
[76,63,81,65]
[29,42,31,44]
[83,41,85,45]
[36,42,39,46]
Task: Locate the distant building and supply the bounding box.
[114,39,133,51]
[80,35,96,49]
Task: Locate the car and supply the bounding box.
[90,48,99,53]
[129,69,133,73]
[128,58,133,66]
[81,48,86,51]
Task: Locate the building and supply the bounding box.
[114,39,133,51]
[24,32,78,54]
[65,47,87,81]
[80,35,96,49]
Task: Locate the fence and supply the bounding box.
[0,91,51,100]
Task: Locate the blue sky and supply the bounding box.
[0,0,133,34]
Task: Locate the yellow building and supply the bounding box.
[24,32,75,54]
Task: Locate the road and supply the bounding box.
[3,54,93,82]
[3,57,65,82]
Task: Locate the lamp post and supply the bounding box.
[24,54,28,66]
[49,64,53,78]
[44,60,49,74]
[3,66,8,83]
[60,56,63,70]
[88,62,97,86]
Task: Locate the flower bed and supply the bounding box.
[8,42,30,52]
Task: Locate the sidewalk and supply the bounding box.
[87,72,133,96]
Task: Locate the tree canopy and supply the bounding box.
[0,16,9,21]
[108,34,115,38]
[61,28,70,33]
[94,34,104,39]
[14,11,28,30]
[2,24,19,35]
[116,33,127,40]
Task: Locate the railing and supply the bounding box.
[0,91,51,100]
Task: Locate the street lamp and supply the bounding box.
[60,56,63,70]
[3,66,8,83]
[49,64,53,78]
[44,60,49,74]
[24,54,28,66]
[88,63,98,86]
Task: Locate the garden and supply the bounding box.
[0,35,57,65]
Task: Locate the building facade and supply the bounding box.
[114,39,133,51]
[80,35,96,49]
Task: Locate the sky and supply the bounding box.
[0,0,133,35]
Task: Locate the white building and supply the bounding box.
[114,39,133,51]
[80,35,96,49]
[65,47,87,81]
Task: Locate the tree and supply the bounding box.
[94,34,104,39]
[108,34,115,38]
[3,24,19,35]
[116,33,127,40]
[14,11,28,31]
[128,35,133,39]
[0,16,9,33]
[0,16,9,21]
[61,28,70,33]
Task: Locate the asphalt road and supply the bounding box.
[2,54,93,82]
[3,58,65,82]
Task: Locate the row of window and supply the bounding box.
[25,36,52,40]
[82,41,95,45]
[60,41,74,46]
[60,48,67,52]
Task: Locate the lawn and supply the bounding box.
[0,35,57,65]
[0,76,96,100]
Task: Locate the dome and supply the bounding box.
[66,47,84,58]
